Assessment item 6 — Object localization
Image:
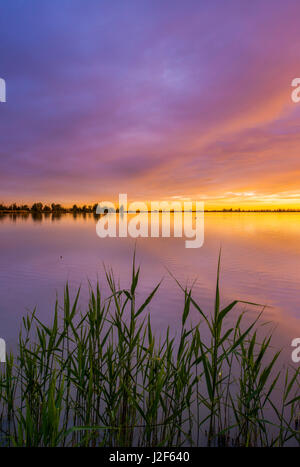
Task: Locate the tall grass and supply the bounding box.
[0,254,299,447]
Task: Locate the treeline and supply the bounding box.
[0,203,99,213]
[1,203,300,213]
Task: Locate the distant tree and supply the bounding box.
[31,203,43,212]
[43,205,51,212]
[51,203,63,212]
[9,203,18,211]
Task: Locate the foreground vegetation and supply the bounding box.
[0,255,299,447]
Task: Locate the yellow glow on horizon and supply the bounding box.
[11,191,300,211]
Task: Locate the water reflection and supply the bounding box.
[0,212,299,367]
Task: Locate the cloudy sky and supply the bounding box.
[1,0,300,207]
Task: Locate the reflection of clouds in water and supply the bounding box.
[0,213,299,364]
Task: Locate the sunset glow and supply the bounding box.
[1,1,300,208]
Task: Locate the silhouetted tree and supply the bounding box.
[31,202,43,212]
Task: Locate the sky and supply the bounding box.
[1,0,300,208]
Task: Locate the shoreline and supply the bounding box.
[2,210,300,214]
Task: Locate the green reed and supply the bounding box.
[0,253,299,447]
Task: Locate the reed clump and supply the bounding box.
[0,254,299,447]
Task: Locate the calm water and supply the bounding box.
[0,212,300,366]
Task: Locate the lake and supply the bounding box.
[0,212,299,367]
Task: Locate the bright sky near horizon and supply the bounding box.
[1,0,300,208]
